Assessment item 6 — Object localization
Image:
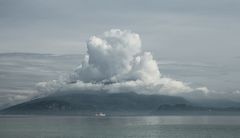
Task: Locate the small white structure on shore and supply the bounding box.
[95,112,106,117]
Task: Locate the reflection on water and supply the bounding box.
[0,115,240,138]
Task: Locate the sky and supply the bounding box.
[0,0,240,107]
[1,0,240,59]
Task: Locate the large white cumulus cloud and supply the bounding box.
[70,29,142,83]
[37,29,208,96]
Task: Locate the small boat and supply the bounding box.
[95,112,106,117]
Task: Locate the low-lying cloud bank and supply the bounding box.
[37,29,209,97]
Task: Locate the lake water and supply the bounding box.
[1,115,240,138]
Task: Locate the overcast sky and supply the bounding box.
[0,0,240,106]
[1,0,240,60]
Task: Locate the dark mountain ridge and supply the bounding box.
[1,91,189,115]
[2,91,240,115]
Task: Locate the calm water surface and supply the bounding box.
[0,115,240,138]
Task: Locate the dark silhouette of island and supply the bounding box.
[1,91,240,115]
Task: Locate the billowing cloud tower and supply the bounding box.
[37,29,208,96]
